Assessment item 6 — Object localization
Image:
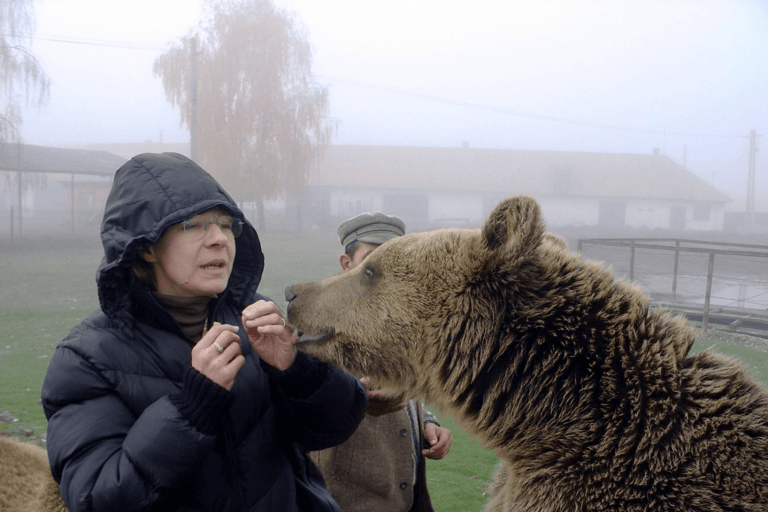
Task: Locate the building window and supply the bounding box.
[598,201,626,228]
[670,207,686,230]
[338,198,373,217]
[693,204,711,222]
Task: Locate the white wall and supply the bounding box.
[624,199,673,229]
[531,196,725,231]
[625,199,724,231]
[324,187,727,231]
[536,196,600,227]
[428,191,484,226]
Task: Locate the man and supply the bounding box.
[310,212,453,512]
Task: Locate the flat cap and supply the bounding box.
[338,212,406,248]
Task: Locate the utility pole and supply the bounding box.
[746,129,759,225]
[16,170,22,238]
[190,36,198,163]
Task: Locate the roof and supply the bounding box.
[79,142,191,160]
[315,145,732,203]
[0,143,127,176]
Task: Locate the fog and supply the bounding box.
[19,0,768,210]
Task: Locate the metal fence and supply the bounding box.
[577,238,768,334]
[1,207,104,240]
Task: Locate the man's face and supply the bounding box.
[342,242,379,272]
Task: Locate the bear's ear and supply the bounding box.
[543,232,569,252]
[481,195,546,261]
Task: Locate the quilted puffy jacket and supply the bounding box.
[41,153,367,512]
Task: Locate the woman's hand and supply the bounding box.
[191,322,245,390]
[242,300,298,371]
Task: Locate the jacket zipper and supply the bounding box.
[209,298,244,511]
[219,417,244,511]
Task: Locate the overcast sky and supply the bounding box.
[21,0,768,208]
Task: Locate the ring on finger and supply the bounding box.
[281,317,286,328]
[214,341,224,353]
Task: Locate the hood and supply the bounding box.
[97,152,264,317]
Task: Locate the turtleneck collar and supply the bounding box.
[154,293,213,342]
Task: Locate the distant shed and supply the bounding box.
[308,145,732,232]
[0,142,126,176]
[0,143,127,236]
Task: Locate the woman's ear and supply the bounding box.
[140,246,158,263]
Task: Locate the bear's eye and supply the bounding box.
[361,262,379,283]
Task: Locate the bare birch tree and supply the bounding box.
[153,0,335,230]
[0,0,50,200]
[0,0,49,144]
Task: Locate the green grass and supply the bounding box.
[0,238,102,436]
[2,234,768,512]
[424,411,498,512]
[691,339,768,384]
[257,232,342,313]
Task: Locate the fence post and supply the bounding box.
[10,206,13,242]
[71,173,75,235]
[17,169,22,238]
[629,243,636,281]
[672,240,680,301]
[702,251,715,334]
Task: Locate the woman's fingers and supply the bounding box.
[242,300,289,337]
[192,323,244,390]
[203,322,240,344]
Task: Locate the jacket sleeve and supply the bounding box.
[263,352,367,451]
[41,331,227,512]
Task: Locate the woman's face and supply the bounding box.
[141,209,239,298]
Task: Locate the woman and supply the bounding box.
[41,152,367,512]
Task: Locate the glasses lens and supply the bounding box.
[182,220,205,238]
[215,217,243,238]
[181,215,244,238]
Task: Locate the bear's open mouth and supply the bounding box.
[295,329,335,345]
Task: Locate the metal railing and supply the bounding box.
[577,238,768,333]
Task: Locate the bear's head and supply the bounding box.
[286,195,567,396]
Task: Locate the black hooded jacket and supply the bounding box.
[41,153,367,512]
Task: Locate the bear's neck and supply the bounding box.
[418,270,694,470]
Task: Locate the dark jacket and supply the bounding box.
[41,153,367,512]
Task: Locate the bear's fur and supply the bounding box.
[0,439,68,512]
[286,195,768,512]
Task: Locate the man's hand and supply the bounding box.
[361,378,407,416]
[242,300,297,371]
[191,322,244,390]
[422,423,452,460]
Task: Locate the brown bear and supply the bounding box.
[285,195,768,512]
[0,438,68,512]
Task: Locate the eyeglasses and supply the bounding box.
[180,216,244,239]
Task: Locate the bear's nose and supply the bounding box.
[285,285,296,303]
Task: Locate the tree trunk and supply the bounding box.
[255,195,266,232]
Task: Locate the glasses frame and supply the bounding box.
[179,215,244,239]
